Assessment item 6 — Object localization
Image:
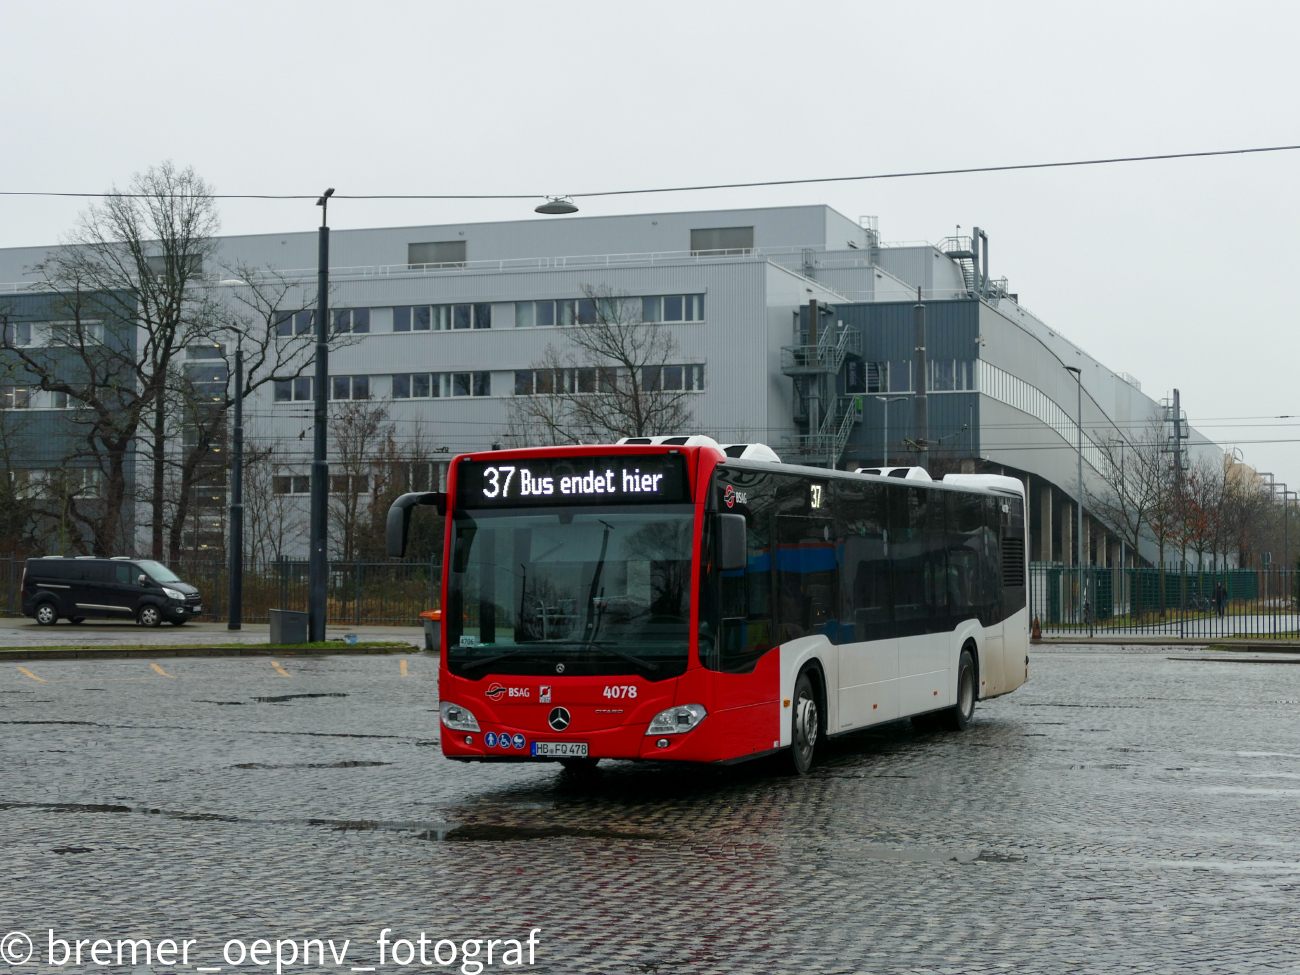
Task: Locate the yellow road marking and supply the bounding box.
[150,663,176,678]
[271,661,291,677]
[400,659,408,677]
[16,666,46,682]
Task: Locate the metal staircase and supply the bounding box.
[781,311,863,468]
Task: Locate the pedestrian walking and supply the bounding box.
[1214,581,1227,618]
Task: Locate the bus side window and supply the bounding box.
[706,468,776,673]
[983,497,1002,624]
[890,486,928,636]
[774,474,839,644]
[947,491,983,620]
[836,480,890,643]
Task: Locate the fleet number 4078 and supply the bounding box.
[603,685,638,699]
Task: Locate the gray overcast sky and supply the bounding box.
[4,0,1298,485]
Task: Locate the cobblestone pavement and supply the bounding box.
[2,646,1299,974]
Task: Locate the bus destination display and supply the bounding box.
[457,455,689,507]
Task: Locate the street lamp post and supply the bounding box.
[227,341,243,630]
[308,188,334,643]
[875,395,907,466]
[1065,365,1084,624]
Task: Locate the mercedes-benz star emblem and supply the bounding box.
[548,707,571,731]
[555,662,565,674]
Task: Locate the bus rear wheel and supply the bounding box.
[941,649,977,731]
[782,669,820,775]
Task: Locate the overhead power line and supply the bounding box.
[1,143,1298,202]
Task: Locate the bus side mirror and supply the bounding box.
[386,492,446,558]
[716,513,747,572]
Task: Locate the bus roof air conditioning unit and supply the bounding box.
[615,435,723,449]
[855,465,931,481]
[720,443,782,462]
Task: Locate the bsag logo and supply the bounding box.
[486,683,531,701]
[723,485,749,508]
[539,685,552,703]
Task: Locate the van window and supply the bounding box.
[33,560,82,581]
[115,564,134,585]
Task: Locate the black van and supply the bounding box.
[21,557,203,627]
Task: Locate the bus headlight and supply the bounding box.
[440,702,481,733]
[645,703,706,735]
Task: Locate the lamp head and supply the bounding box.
[535,196,578,215]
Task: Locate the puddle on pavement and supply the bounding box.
[232,760,391,770]
[434,823,666,842]
[252,693,349,704]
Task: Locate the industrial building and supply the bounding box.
[0,205,1223,570]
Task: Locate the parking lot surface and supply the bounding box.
[2,646,1299,974]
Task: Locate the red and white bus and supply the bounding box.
[388,436,1029,774]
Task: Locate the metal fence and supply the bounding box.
[1031,562,1300,639]
[0,554,442,626]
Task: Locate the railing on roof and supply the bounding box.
[265,244,839,282]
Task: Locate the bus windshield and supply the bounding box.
[446,506,695,680]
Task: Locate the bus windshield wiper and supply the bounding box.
[582,641,658,671]
[457,642,658,673]
[458,647,547,671]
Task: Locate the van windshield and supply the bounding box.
[137,560,182,583]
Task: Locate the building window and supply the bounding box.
[276,310,315,337]
[927,360,974,392]
[0,386,32,409]
[273,474,312,495]
[330,375,370,400]
[274,377,314,402]
[391,372,487,398]
[642,364,705,392]
[408,241,466,268]
[51,390,69,409]
[643,294,704,323]
[3,322,32,347]
[187,343,225,359]
[333,308,370,334]
[690,226,753,255]
[330,474,369,494]
[394,305,435,332]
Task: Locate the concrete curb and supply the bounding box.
[1035,637,1300,650]
[0,644,422,662]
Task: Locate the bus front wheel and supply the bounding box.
[782,669,821,775]
[941,649,977,731]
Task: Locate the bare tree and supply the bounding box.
[243,444,304,565]
[1087,420,1166,568]
[329,398,393,561]
[162,265,334,561]
[505,284,696,446]
[1,163,219,556]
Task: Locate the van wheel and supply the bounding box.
[781,669,821,775]
[940,649,977,731]
[34,602,58,626]
[138,605,163,628]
